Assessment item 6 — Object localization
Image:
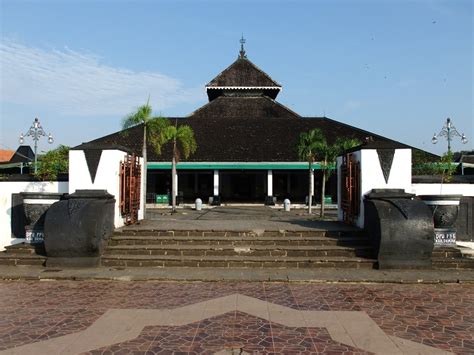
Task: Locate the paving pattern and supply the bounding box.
[0,281,472,354]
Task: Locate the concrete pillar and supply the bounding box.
[310,169,315,196]
[174,171,179,197]
[267,170,273,196]
[265,169,275,205]
[213,170,219,196]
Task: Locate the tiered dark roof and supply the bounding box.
[206,57,281,101]
[86,116,411,162]
[191,96,299,119]
[207,57,281,88]
[83,52,425,162]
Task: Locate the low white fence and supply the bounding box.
[412,183,474,197]
[0,181,69,250]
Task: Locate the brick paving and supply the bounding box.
[0,281,472,354]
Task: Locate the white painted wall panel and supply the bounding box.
[69,149,144,228]
[0,181,68,250]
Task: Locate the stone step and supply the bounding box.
[431,246,474,269]
[101,254,377,269]
[109,235,370,247]
[4,243,46,255]
[0,243,47,266]
[113,230,364,238]
[432,247,463,259]
[432,258,474,269]
[0,253,46,266]
[103,244,374,258]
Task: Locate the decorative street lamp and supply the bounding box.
[19,117,54,173]
[431,117,468,153]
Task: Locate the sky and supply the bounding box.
[1,0,472,156]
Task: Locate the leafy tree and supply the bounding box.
[318,137,360,217]
[412,150,457,181]
[298,129,360,216]
[35,145,69,181]
[298,128,324,214]
[122,101,169,212]
[437,151,457,182]
[161,120,197,212]
[412,150,439,175]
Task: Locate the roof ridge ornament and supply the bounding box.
[239,34,247,59]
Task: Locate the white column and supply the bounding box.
[310,169,315,196]
[213,170,219,196]
[337,156,343,222]
[267,170,273,196]
[139,157,145,220]
[174,171,179,197]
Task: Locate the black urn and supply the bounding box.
[418,195,462,228]
[20,192,64,243]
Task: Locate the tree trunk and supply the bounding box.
[171,137,177,213]
[142,124,147,216]
[308,162,313,214]
[320,167,326,218]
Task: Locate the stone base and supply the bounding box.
[46,256,100,268]
[264,196,275,206]
[378,258,432,270]
[364,189,434,270]
[210,196,221,206]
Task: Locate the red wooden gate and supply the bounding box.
[119,153,141,225]
[340,153,360,224]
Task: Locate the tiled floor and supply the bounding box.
[0,281,472,354]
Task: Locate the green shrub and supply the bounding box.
[35,145,69,181]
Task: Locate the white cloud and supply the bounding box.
[0,39,205,116]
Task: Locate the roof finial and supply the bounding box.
[239,34,247,59]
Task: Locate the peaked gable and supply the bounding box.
[206,57,281,88]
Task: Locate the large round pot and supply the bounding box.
[20,192,64,244]
[418,194,462,228]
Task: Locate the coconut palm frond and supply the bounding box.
[176,125,197,159]
[334,138,361,153]
[298,128,325,162]
[148,117,172,146]
[122,104,153,129]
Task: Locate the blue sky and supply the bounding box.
[1,0,472,156]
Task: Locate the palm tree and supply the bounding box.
[318,137,361,218]
[298,128,325,214]
[122,100,169,214]
[162,120,197,212]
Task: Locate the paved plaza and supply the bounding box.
[0,280,472,354]
[142,206,343,232]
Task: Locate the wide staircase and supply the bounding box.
[101,229,378,269]
[1,230,473,269]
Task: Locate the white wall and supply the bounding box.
[69,149,144,228]
[412,183,474,197]
[0,181,68,250]
[337,149,412,228]
[357,149,412,227]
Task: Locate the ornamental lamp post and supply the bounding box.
[19,117,54,173]
[431,117,468,153]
